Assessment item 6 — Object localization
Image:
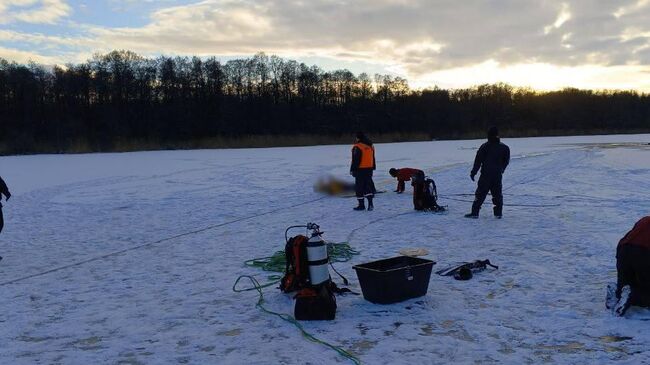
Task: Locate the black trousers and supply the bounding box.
[354,170,376,198]
[471,173,503,215]
[617,244,650,307]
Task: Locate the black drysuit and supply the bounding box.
[617,245,650,307]
[470,137,510,216]
[0,177,10,233]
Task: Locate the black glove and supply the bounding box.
[349,170,355,177]
[470,173,475,181]
[4,192,9,201]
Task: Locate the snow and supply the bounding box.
[1,134,649,364]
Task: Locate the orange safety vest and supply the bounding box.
[353,143,375,169]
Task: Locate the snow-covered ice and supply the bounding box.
[1,134,649,364]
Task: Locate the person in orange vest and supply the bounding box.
[607,216,650,316]
[350,132,376,211]
[389,167,424,193]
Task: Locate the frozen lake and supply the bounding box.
[1,134,649,364]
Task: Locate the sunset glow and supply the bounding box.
[2,0,650,91]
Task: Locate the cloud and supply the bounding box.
[83,0,650,72]
[0,29,90,47]
[87,1,275,55]
[0,45,60,64]
[411,60,650,91]
[614,0,650,18]
[3,0,650,90]
[0,0,72,24]
[544,2,572,34]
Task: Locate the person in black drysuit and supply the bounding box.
[0,176,11,261]
[465,126,510,218]
[350,132,376,211]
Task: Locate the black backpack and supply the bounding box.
[294,285,337,320]
[436,259,499,280]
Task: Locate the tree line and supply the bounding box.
[1,50,649,154]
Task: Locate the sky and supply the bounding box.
[1,0,650,91]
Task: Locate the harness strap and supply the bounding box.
[329,262,349,286]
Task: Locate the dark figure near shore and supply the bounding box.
[0,176,11,261]
[350,132,376,211]
[465,126,510,219]
[0,176,10,232]
[607,216,650,316]
[389,168,423,193]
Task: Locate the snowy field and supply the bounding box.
[1,134,650,365]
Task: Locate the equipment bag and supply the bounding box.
[280,235,310,293]
[436,259,499,280]
[412,173,446,212]
[294,285,337,320]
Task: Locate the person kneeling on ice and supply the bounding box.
[389,167,423,193]
[606,216,650,317]
[465,126,510,219]
[350,132,376,211]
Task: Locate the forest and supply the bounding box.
[1,50,649,154]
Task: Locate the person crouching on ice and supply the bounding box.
[606,216,650,316]
[465,126,510,219]
[389,168,424,193]
[350,132,376,211]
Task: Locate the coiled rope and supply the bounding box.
[240,242,360,290]
[233,275,361,365]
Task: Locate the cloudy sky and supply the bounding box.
[1,0,650,91]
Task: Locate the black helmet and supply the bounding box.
[389,168,398,176]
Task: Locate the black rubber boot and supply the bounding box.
[465,206,479,219]
[494,206,502,219]
[353,198,365,211]
[367,196,374,211]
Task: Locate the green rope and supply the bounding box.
[244,251,286,273]
[242,242,360,288]
[234,242,362,364]
[327,242,361,263]
[233,275,361,365]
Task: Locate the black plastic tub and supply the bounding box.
[353,256,435,304]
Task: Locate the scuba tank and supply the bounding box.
[281,223,331,290]
[297,223,336,321]
[306,223,330,286]
[282,223,350,320]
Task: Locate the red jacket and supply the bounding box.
[394,168,423,192]
[618,216,650,249]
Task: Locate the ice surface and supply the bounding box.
[1,134,649,364]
